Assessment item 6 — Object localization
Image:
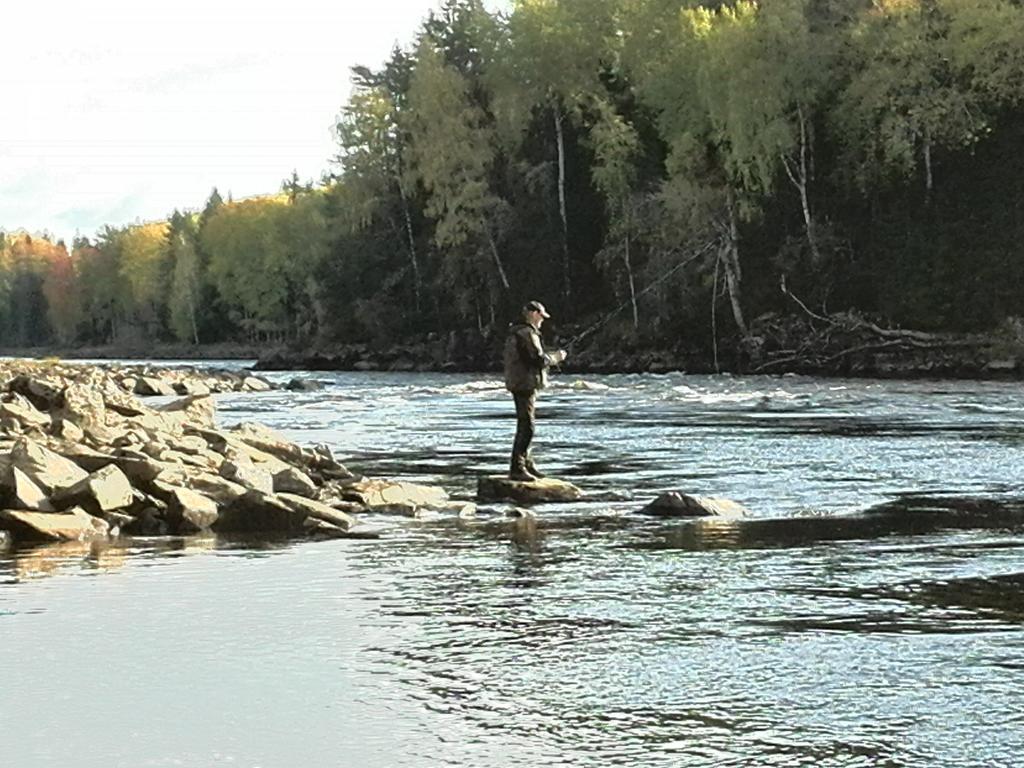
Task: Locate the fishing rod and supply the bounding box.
[559,239,718,353]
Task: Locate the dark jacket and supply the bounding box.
[504,322,551,393]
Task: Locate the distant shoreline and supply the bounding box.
[3,326,1023,381]
[0,343,261,363]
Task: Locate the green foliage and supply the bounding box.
[404,40,511,316]
[4,0,1024,354]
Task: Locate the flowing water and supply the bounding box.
[2,371,1023,767]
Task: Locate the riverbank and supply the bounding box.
[254,313,1024,380]
[0,342,263,361]
[6,311,1023,380]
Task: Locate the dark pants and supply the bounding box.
[511,391,536,469]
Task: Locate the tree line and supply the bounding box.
[3,0,1024,355]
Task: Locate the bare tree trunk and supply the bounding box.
[723,191,748,337]
[485,229,511,290]
[397,179,421,311]
[188,292,199,345]
[624,230,639,330]
[711,253,721,374]
[554,107,571,304]
[923,133,933,200]
[781,105,822,264]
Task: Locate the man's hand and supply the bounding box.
[549,349,568,365]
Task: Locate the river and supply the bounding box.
[2,371,1023,767]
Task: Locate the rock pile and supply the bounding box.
[0,362,451,546]
[0,358,276,401]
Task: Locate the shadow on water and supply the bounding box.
[626,495,1024,553]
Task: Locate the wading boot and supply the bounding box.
[509,456,537,482]
[524,455,545,479]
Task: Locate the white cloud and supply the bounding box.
[0,0,506,241]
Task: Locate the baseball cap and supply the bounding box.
[525,300,551,318]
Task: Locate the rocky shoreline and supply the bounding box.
[0,359,470,549]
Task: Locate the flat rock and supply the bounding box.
[276,492,355,531]
[637,492,749,518]
[303,518,380,540]
[241,376,272,392]
[343,478,449,509]
[0,507,109,542]
[477,476,582,504]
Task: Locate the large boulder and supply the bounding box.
[0,395,51,430]
[241,376,272,392]
[101,384,148,417]
[51,465,134,513]
[61,382,106,433]
[636,492,749,518]
[0,466,54,511]
[230,422,306,466]
[10,437,89,493]
[0,507,109,542]
[134,377,176,397]
[7,374,64,411]
[220,459,274,495]
[214,490,357,536]
[215,490,310,535]
[477,476,582,504]
[155,482,219,534]
[51,418,85,443]
[157,395,216,429]
[173,380,211,397]
[146,467,241,505]
[272,467,317,498]
[286,378,324,392]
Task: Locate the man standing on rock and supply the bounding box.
[503,300,567,481]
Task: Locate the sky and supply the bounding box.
[0,0,505,243]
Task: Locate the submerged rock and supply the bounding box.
[286,378,324,392]
[637,492,749,519]
[477,476,582,504]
